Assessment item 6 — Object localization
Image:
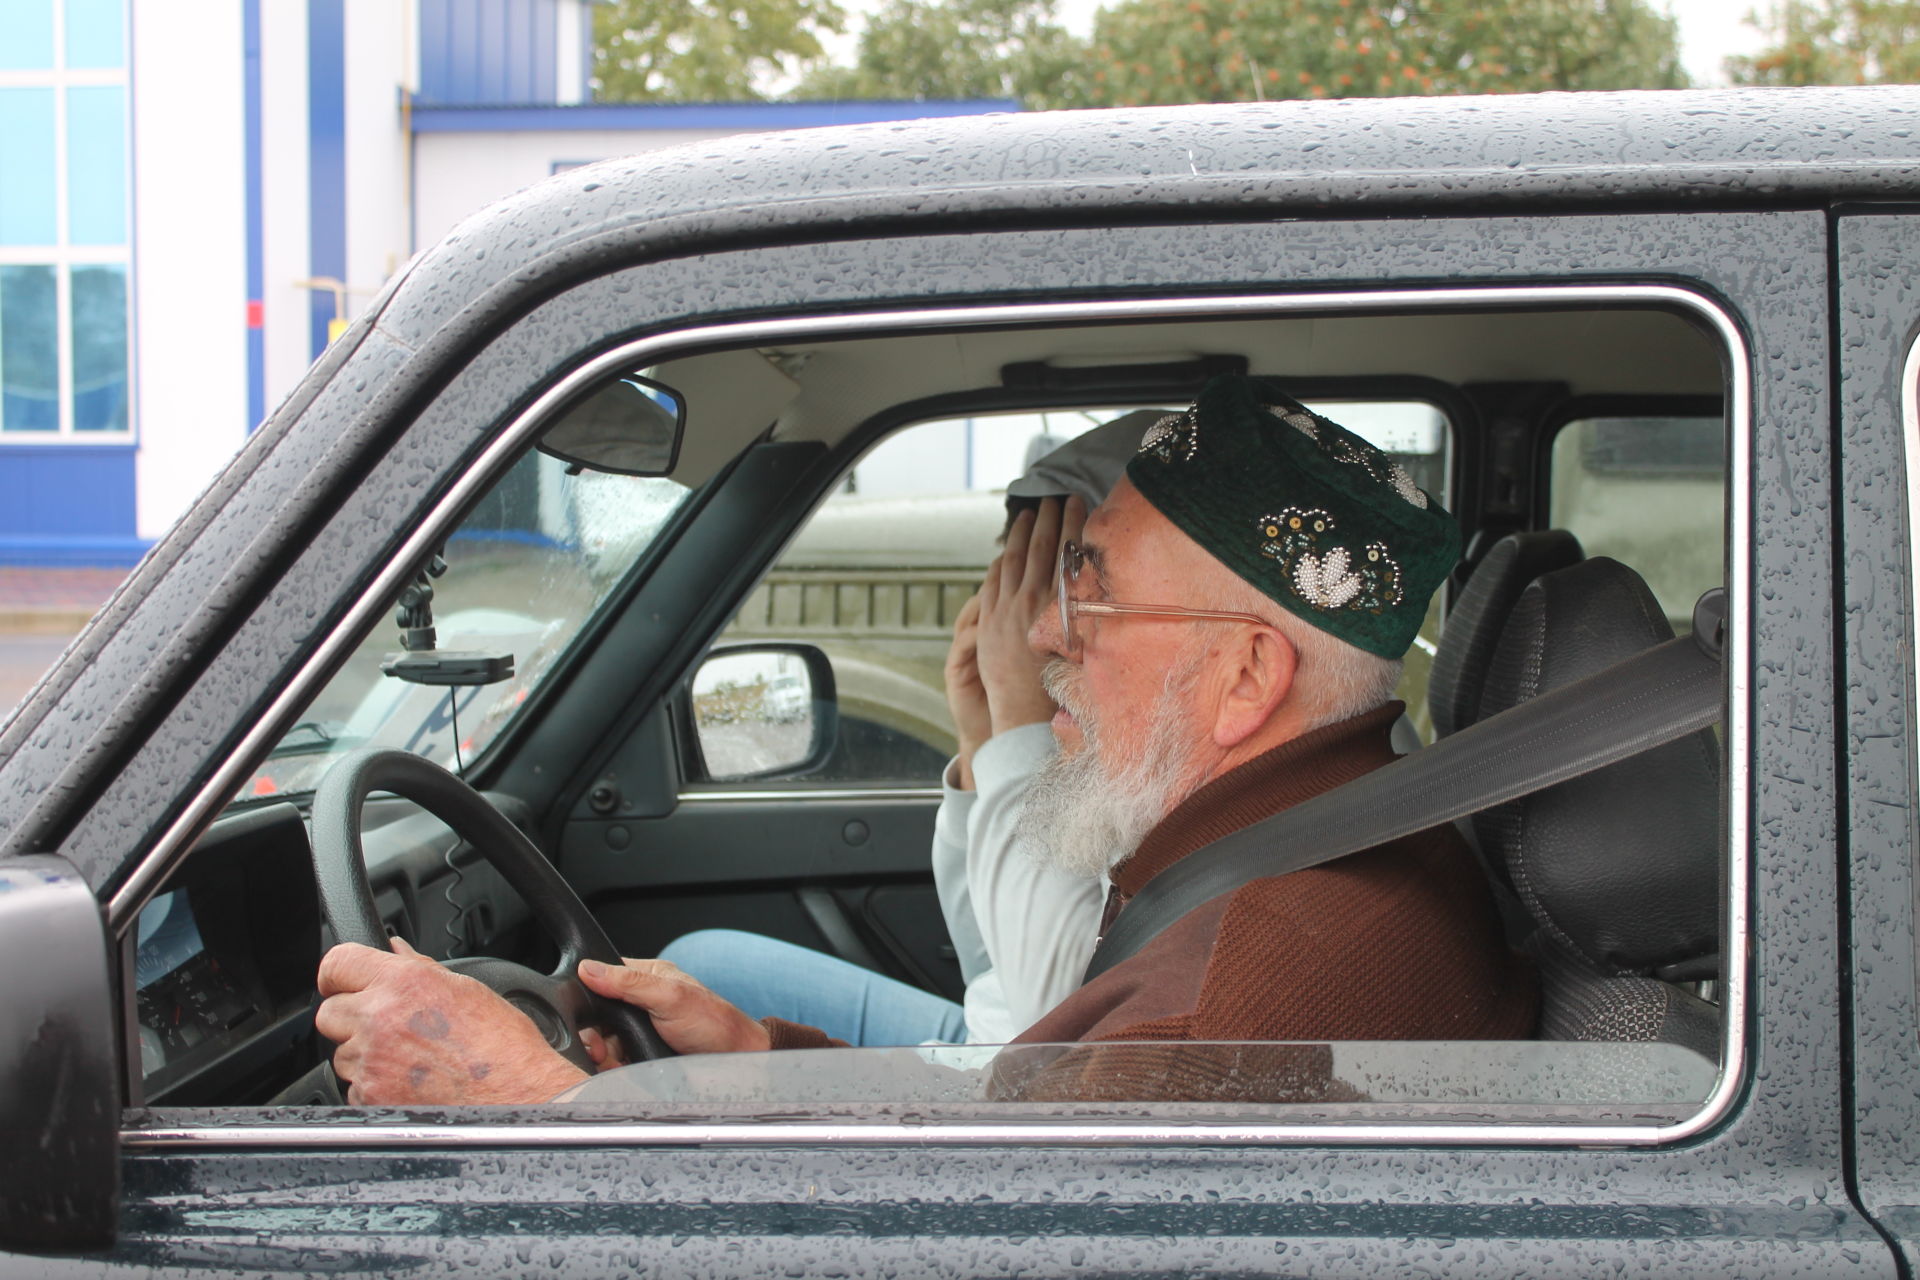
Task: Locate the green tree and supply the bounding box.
[1729,0,1920,84]
[1088,0,1686,107]
[794,0,1094,109]
[593,0,846,101]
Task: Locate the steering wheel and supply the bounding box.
[310,748,674,1070]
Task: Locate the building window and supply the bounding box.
[0,0,130,440]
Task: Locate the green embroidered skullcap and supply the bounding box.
[1125,375,1460,659]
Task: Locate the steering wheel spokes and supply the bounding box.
[442,956,600,1068]
[311,748,673,1068]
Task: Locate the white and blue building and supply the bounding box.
[0,0,1013,566]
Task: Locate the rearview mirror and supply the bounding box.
[689,645,838,781]
[538,373,685,477]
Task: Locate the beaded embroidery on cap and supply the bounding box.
[1138,409,1199,463]
[1265,405,1429,511]
[1256,511,1406,614]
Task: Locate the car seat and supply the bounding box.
[1422,530,1587,932]
[1428,529,1585,739]
[1475,556,1721,1058]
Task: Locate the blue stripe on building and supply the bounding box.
[306,0,345,361]
[418,0,559,107]
[0,444,145,566]
[243,0,264,430]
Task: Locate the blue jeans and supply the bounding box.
[658,928,968,1046]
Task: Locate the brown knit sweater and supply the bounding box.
[765,703,1538,1102]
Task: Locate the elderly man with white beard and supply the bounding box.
[314,375,1537,1106]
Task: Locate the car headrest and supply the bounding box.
[1428,530,1584,737]
[1473,557,1720,974]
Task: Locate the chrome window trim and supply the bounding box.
[1908,335,1920,686]
[114,283,1752,1150]
[676,788,945,804]
[120,1109,1709,1149]
[1906,332,1920,858]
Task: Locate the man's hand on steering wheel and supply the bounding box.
[316,940,769,1104]
[577,957,771,1058]
[317,938,589,1105]
[309,748,682,1097]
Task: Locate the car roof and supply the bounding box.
[371,86,1920,361]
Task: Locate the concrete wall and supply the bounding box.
[129,0,248,541]
[413,126,748,249]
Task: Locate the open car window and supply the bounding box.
[237,444,691,802]
[141,289,1740,1147]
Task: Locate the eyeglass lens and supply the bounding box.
[1058,539,1080,654]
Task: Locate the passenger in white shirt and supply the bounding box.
[654,414,1151,1044]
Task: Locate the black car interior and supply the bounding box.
[127,300,1732,1112]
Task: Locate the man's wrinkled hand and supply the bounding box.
[577,1026,627,1073]
[315,937,587,1106]
[577,957,771,1056]
[979,496,1084,735]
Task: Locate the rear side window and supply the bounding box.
[1549,416,1725,630]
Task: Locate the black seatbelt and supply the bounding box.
[1081,593,1726,983]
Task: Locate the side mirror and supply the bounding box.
[688,644,838,781]
[0,856,119,1253]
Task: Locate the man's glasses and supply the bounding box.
[1057,539,1270,658]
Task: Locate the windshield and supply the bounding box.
[240,450,690,800]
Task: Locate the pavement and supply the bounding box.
[0,566,128,717]
[0,566,125,631]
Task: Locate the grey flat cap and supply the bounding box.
[1005,408,1167,509]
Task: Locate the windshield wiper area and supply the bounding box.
[268,721,349,760]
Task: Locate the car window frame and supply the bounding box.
[117,283,1752,1152]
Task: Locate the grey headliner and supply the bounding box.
[640,306,1721,491]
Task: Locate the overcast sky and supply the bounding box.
[834,0,1771,89]
[1662,0,1771,84]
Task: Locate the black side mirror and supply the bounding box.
[0,855,119,1253]
[687,644,839,781]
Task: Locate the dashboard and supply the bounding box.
[129,803,322,1105]
[130,795,535,1106]
[135,891,266,1079]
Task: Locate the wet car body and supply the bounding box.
[1,86,1919,1274]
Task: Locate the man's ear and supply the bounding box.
[1210,625,1298,750]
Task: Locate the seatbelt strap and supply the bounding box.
[1082,613,1724,983]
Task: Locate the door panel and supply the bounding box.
[484,210,1880,1270]
[563,795,960,998]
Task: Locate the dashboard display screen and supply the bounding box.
[136,890,206,989]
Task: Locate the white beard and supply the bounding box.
[1013,652,1207,881]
